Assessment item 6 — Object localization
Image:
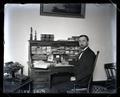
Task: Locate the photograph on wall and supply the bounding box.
[40,3,86,18]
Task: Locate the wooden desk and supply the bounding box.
[29,65,74,91]
[3,78,32,93]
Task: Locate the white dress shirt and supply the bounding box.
[78,46,88,59]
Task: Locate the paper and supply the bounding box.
[47,54,54,62]
[33,61,50,69]
[55,63,74,67]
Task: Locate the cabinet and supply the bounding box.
[28,39,80,92]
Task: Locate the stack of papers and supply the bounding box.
[33,61,50,69]
[55,63,74,67]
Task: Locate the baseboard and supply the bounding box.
[92,80,107,87]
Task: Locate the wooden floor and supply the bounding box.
[9,80,116,93]
[30,81,117,93]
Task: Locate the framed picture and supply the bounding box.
[40,3,86,18]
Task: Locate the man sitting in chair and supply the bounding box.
[51,35,96,93]
[72,35,96,87]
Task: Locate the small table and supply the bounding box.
[3,78,32,93]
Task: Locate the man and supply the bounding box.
[72,35,96,87]
[51,35,96,93]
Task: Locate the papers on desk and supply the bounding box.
[55,63,74,67]
[33,60,74,68]
[33,61,50,69]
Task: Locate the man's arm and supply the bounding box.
[74,51,96,81]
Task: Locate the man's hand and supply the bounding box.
[70,76,76,81]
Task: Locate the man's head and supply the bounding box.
[78,35,89,49]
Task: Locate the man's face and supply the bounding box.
[79,37,88,49]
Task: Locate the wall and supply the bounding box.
[4,4,116,81]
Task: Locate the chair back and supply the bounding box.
[93,51,100,72]
[89,51,100,80]
[87,51,100,93]
[104,63,116,80]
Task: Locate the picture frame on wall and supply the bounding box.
[40,3,86,18]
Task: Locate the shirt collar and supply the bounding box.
[82,46,88,52]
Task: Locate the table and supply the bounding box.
[3,78,32,93]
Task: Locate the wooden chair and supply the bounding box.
[68,51,100,93]
[104,63,116,90]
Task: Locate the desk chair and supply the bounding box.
[68,51,100,93]
[104,63,116,90]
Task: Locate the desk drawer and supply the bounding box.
[32,76,49,82]
[31,69,50,74]
[33,81,49,89]
[31,71,49,77]
[33,81,49,85]
[31,74,49,78]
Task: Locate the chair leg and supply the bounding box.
[73,84,76,93]
[87,86,91,93]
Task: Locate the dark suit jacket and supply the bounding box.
[74,47,96,86]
